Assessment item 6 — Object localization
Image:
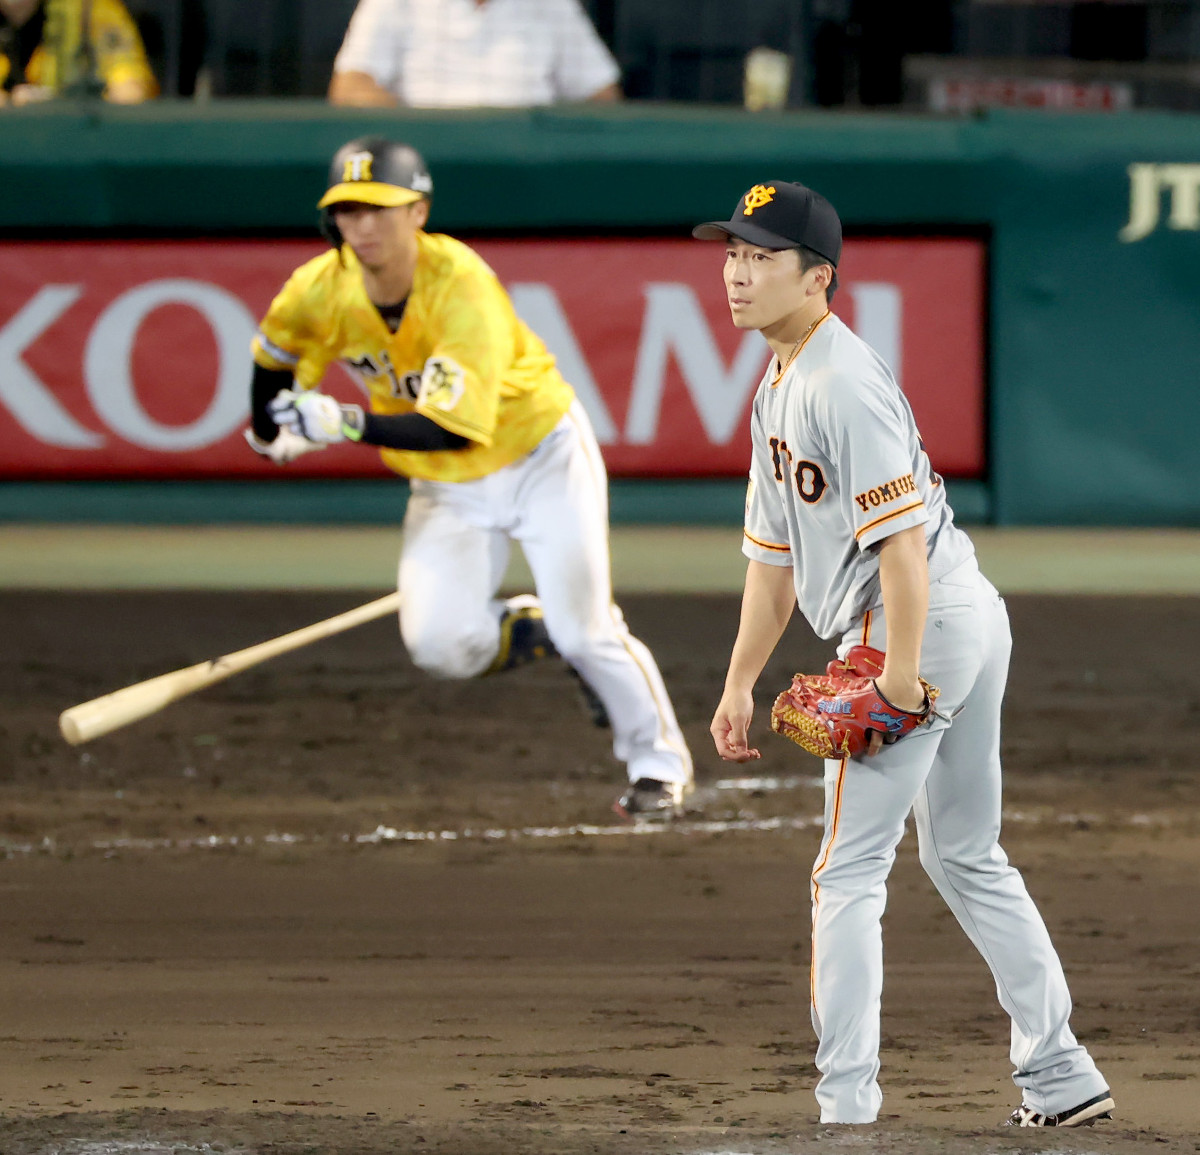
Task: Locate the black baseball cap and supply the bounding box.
[693,181,842,267]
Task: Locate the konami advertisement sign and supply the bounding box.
[0,237,984,479]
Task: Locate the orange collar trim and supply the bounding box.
[771,311,832,387]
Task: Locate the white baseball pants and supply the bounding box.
[396,400,692,787]
[809,555,1108,1123]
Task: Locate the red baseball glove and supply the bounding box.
[770,645,940,759]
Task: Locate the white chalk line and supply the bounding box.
[714,775,823,792]
[49,1148,744,1155]
[50,1142,250,1155]
[0,805,1182,860]
[0,813,820,859]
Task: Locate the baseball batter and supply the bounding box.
[244,136,692,819]
[700,182,1114,1127]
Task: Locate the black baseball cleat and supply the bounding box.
[566,664,610,729]
[613,778,691,822]
[1005,1090,1115,1128]
[488,595,557,673]
[488,597,610,727]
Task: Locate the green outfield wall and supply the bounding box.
[1,100,1198,526]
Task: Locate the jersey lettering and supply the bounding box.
[795,460,828,505]
[345,350,406,397]
[854,472,916,513]
[770,439,826,504]
[768,436,793,482]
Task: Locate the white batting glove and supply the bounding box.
[243,425,327,465]
[268,389,365,444]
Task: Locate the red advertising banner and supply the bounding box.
[0,237,984,480]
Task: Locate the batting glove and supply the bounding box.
[243,426,326,465]
[268,389,365,444]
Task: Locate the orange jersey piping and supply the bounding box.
[810,755,849,1009]
[854,500,925,541]
[743,529,791,554]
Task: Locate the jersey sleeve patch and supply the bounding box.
[414,354,495,446]
[417,356,467,413]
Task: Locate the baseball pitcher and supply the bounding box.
[700,181,1114,1127]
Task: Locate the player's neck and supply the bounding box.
[358,237,419,307]
[763,302,830,365]
[360,263,414,307]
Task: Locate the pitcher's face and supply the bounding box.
[723,240,825,331]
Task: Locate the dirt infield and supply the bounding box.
[2,590,1199,1155]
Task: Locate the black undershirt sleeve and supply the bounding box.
[249,362,468,451]
[250,363,294,441]
[360,413,470,452]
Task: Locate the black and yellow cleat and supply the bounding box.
[488,595,557,674]
[488,596,611,728]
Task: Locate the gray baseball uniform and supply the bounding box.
[744,310,1109,1124]
[743,312,972,638]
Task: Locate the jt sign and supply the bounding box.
[0,237,985,480]
[1120,163,1200,242]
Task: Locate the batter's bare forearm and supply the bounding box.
[328,70,400,107]
[724,560,795,693]
[876,525,929,680]
[587,83,622,103]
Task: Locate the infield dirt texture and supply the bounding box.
[2,572,1199,1153]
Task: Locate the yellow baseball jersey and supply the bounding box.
[253,231,575,483]
[0,0,158,97]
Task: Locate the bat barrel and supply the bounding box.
[57,591,402,746]
[59,661,218,745]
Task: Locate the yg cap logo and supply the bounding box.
[743,185,777,216]
[342,152,375,184]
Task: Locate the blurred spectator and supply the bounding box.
[328,0,621,108]
[129,0,206,98]
[0,0,157,105]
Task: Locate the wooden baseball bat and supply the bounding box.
[59,591,402,746]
